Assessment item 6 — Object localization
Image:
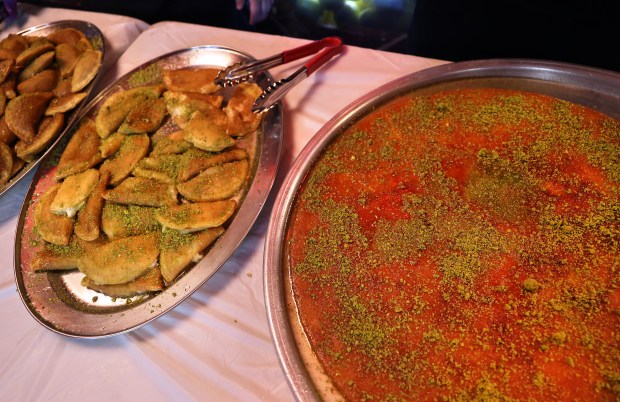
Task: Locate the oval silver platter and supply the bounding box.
[264,59,620,401]
[15,46,283,338]
[0,20,105,197]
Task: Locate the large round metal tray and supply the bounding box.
[264,59,620,400]
[15,46,283,338]
[0,20,105,198]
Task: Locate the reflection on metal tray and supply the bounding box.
[263,59,620,401]
[14,46,283,338]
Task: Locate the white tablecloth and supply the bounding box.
[0,13,447,401]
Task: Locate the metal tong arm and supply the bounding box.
[217,36,343,86]
[251,38,344,113]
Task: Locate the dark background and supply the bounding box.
[19,0,620,72]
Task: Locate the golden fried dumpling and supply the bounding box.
[14,113,64,162]
[183,110,235,152]
[101,203,161,239]
[0,89,5,116]
[98,132,125,158]
[77,233,160,285]
[99,133,150,186]
[18,50,55,82]
[0,117,16,145]
[163,67,220,94]
[30,236,91,272]
[0,72,16,99]
[54,43,81,78]
[159,227,224,283]
[0,141,12,186]
[150,132,193,156]
[45,92,87,115]
[177,159,248,202]
[71,49,101,92]
[56,118,103,180]
[17,69,59,94]
[50,168,99,218]
[4,91,53,142]
[15,38,55,68]
[81,266,165,297]
[103,177,178,207]
[224,82,263,136]
[0,59,13,84]
[0,35,28,60]
[101,203,160,239]
[163,90,226,129]
[10,155,25,176]
[34,183,74,245]
[155,199,237,233]
[117,97,167,134]
[135,147,248,183]
[53,77,73,97]
[46,28,86,46]
[74,170,109,241]
[95,84,165,139]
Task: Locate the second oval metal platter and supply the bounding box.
[0,20,105,198]
[14,46,283,337]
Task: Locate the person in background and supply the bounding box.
[237,0,275,25]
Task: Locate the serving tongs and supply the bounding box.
[215,37,344,114]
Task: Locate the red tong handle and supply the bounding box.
[282,37,344,75]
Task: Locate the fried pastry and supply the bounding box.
[155,199,237,233]
[183,110,235,152]
[99,132,125,158]
[71,49,102,92]
[103,177,178,207]
[45,28,86,46]
[177,159,249,202]
[0,59,13,83]
[163,90,226,128]
[117,97,167,134]
[135,147,248,183]
[54,43,81,78]
[81,266,165,297]
[31,240,83,272]
[53,77,73,97]
[34,183,74,245]
[15,38,55,68]
[14,113,64,162]
[101,203,161,239]
[95,84,165,138]
[99,133,150,185]
[0,35,28,59]
[0,90,6,115]
[224,82,263,136]
[77,233,160,285]
[56,118,103,180]
[18,50,55,82]
[74,170,109,241]
[162,67,219,94]
[4,91,53,142]
[0,141,12,186]
[150,132,192,156]
[16,68,59,93]
[50,168,99,218]
[159,226,224,283]
[45,92,87,115]
[0,117,16,145]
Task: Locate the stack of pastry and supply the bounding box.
[31,66,262,298]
